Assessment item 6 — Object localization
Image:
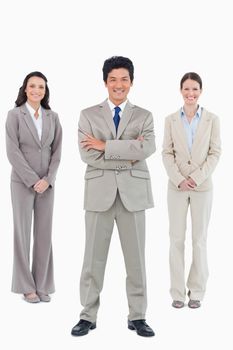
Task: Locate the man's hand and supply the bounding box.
[80,133,143,153]
[80,134,106,151]
[34,179,49,194]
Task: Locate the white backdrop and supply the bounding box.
[0,0,231,349]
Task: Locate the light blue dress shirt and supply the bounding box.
[180,106,202,152]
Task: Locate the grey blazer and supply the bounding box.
[6,104,62,188]
[78,99,156,212]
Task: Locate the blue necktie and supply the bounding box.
[113,106,121,132]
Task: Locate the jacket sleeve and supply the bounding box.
[78,111,132,170]
[162,117,186,188]
[5,110,40,188]
[104,112,156,161]
[189,116,221,186]
[43,113,63,186]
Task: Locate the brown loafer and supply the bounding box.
[172,300,185,308]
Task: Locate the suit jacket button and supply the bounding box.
[188,160,191,164]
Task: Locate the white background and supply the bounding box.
[0,0,231,349]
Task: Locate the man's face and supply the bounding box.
[105,68,132,105]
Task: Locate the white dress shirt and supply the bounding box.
[107,99,128,119]
[26,102,43,141]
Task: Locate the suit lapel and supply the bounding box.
[41,109,51,146]
[116,101,134,139]
[20,104,41,147]
[100,100,116,138]
[191,108,210,153]
[99,99,134,139]
[172,110,190,155]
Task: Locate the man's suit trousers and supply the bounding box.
[80,193,147,322]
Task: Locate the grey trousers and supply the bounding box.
[11,181,55,294]
[168,189,213,302]
[80,193,147,322]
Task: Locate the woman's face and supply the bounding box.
[25,76,46,105]
[180,78,202,106]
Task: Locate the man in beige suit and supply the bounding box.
[162,72,221,309]
[71,56,155,337]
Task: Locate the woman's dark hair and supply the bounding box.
[15,71,51,109]
[102,56,134,83]
[180,72,202,89]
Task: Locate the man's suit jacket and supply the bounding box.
[162,108,221,192]
[78,99,156,212]
[6,104,62,188]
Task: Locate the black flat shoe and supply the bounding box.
[128,319,155,337]
[71,319,96,336]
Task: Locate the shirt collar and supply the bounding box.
[107,99,128,113]
[181,105,202,119]
[26,102,42,118]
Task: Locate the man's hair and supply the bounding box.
[102,56,134,82]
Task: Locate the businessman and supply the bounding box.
[71,56,155,337]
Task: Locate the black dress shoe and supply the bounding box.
[71,319,96,336]
[128,319,155,337]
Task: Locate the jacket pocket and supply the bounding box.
[85,169,104,179]
[130,169,150,179]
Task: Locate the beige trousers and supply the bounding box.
[11,182,55,294]
[80,193,147,322]
[168,188,213,302]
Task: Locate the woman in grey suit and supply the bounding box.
[162,72,221,309]
[6,72,62,303]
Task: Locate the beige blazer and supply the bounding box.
[162,108,221,191]
[6,104,62,188]
[78,99,156,212]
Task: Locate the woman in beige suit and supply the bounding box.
[6,72,62,303]
[162,72,221,309]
